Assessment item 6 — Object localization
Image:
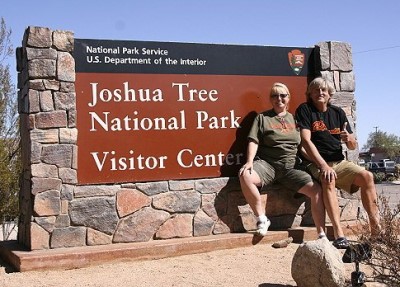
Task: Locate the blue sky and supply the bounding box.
[2,0,400,148]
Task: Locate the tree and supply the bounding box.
[362,130,400,160]
[0,17,20,224]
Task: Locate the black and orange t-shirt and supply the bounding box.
[295,102,352,162]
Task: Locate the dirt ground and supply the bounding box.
[0,240,371,287]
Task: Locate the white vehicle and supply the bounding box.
[366,160,395,177]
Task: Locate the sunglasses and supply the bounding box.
[271,93,288,99]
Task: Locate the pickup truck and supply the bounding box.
[366,160,395,177]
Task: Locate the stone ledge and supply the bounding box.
[0,223,358,272]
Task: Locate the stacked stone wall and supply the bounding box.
[314,41,361,208]
[16,26,360,250]
[315,41,358,162]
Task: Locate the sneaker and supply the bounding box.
[332,237,350,249]
[256,219,271,236]
[318,234,328,240]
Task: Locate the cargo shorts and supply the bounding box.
[305,160,365,193]
[252,159,313,192]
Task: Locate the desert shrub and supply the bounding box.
[356,195,400,286]
[395,164,400,178]
[385,175,396,182]
[372,172,386,183]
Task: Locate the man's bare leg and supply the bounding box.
[353,170,381,236]
[321,177,346,239]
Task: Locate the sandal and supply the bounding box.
[332,237,349,249]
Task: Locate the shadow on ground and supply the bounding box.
[259,284,295,287]
[0,257,16,273]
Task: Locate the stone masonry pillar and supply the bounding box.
[16,27,76,249]
[315,41,358,161]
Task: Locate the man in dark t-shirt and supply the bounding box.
[295,77,381,249]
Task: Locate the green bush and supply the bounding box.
[373,172,386,183]
[395,164,400,179]
[0,139,20,222]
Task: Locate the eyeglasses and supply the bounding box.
[271,94,288,99]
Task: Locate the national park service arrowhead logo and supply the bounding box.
[288,49,305,75]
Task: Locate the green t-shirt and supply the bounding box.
[248,109,300,168]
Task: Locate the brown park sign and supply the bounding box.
[74,39,314,184]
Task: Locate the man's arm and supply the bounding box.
[340,122,357,150]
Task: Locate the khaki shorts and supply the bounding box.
[253,159,313,192]
[306,160,365,193]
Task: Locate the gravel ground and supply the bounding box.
[0,240,375,287]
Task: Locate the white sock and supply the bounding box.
[318,232,327,239]
[257,215,268,223]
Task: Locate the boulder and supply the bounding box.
[291,238,346,287]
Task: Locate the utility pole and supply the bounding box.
[372,126,379,147]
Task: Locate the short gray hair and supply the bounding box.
[306,77,335,103]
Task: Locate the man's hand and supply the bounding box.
[340,122,350,142]
[320,165,337,182]
[340,122,357,150]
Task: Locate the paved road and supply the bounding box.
[375,182,400,210]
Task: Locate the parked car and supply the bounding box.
[366,160,395,177]
[358,159,366,167]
